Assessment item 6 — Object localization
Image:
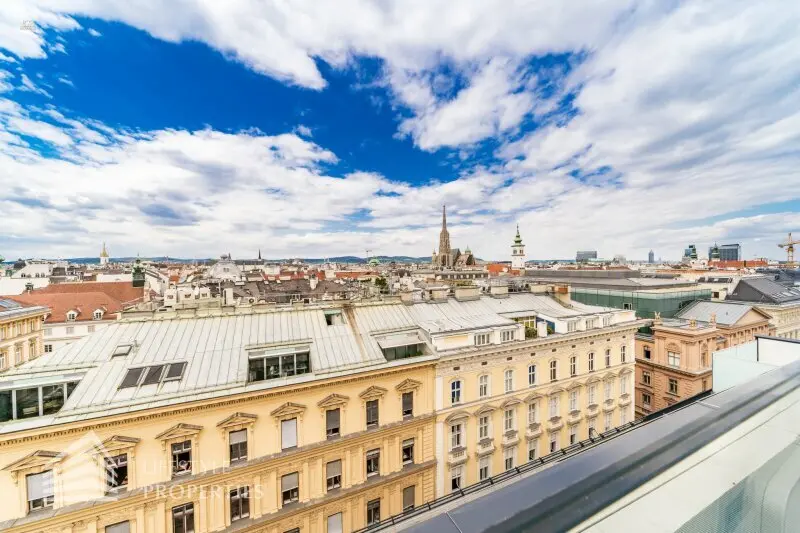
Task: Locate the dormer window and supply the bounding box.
[66,311,77,322]
[93,310,104,320]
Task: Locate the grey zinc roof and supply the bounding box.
[676,300,755,326]
[405,293,614,334]
[738,277,800,304]
[0,303,431,432]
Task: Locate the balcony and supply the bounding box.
[548,416,564,432]
[448,447,468,466]
[619,394,631,407]
[526,423,542,440]
[567,410,583,424]
[502,430,520,448]
[603,399,616,412]
[476,438,495,457]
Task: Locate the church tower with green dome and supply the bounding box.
[511,224,525,269]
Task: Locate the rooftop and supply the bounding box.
[676,300,764,326]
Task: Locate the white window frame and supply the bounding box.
[450,380,462,405]
[478,374,489,398]
[478,415,490,440]
[668,351,680,367]
[604,381,612,401]
[528,364,536,386]
[504,446,516,470]
[588,384,596,405]
[548,396,559,418]
[450,423,463,450]
[503,408,515,432]
[549,360,557,382]
[504,369,514,393]
[474,333,491,346]
[588,352,594,371]
[620,345,627,363]
[570,356,577,377]
[569,390,578,412]
[569,425,578,445]
[478,456,490,481]
[604,412,613,431]
[527,402,537,425]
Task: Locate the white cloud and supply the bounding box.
[87,28,101,37]
[17,73,52,98]
[0,52,16,62]
[56,75,74,87]
[293,125,312,137]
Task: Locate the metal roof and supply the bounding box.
[735,277,800,304]
[0,302,430,433]
[676,300,755,326]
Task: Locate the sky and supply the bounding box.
[1,1,799,262]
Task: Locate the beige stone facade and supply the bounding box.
[0,303,48,372]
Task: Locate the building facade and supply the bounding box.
[634,301,772,418]
[511,226,525,270]
[400,288,641,497]
[0,300,47,372]
[576,251,597,262]
[0,303,438,533]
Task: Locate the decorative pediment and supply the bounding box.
[216,412,258,429]
[3,450,63,474]
[93,435,140,455]
[602,372,617,381]
[359,385,388,401]
[317,394,350,409]
[546,387,565,397]
[619,367,633,375]
[586,375,602,384]
[499,398,522,409]
[395,379,422,393]
[155,423,203,442]
[270,402,306,419]
[445,410,471,423]
[473,404,497,416]
[524,392,542,403]
[567,380,584,390]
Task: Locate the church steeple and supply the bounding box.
[99,242,109,266]
[438,205,451,267]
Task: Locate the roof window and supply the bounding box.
[111,344,133,358]
[118,362,187,389]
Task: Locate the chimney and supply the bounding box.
[454,286,480,301]
[489,284,508,298]
[537,320,548,338]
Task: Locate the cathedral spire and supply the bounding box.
[438,205,451,267]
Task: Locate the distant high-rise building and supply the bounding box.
[708,243,721,261]
[719,243,741,261]
[511,225,525,269]
[648,250,655,263]
[576,250,598,262]
[683,245,698,261]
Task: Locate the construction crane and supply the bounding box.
[778,232,799,268]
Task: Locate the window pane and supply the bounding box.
[41,384,65,415]
[119,367,144,388]
[0,390,12,422]
[141,365,165,385]
[164,362,186,380]
[15,387,39,419]
[265,357,281,378]
[327,513,343,533]
[281,418,297,449]
[105,521,131,533]
[281,354,296,376]
[247,358,265,382]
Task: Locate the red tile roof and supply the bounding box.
[31,281,145,306]
[11,292,126,323]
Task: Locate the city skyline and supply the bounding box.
[1,2,800,260]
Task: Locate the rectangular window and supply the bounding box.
[669,378,679,395]
[501,330,515,342]
[281,472,299,505]
[402,438,414,465]
[644,346,651,360]
[44,328,52,337]
[479,415,489,439]
[643,371,651,386]
[88,325,96,333]
[171,441,192,477]
[504,408,515,432]
[620,375,629,395]
[604,381,612,401]
[589,417,596,435]
[105,522,131,533]
[172,503,195,533]
[479,456,490,481]
[451,380,461,404]
[668,351,681,368]
[605,349,611,368]
[623,303,632,310]
[474,333,491,346]
[642,392,652,407]
[504,446,516,470]
[403,485,416,512]
[106,453,128,490]
[569,390,578,412]
[589,384,596,405]
[549,361,557,382]
[479,374,489,397]
[621,408,628,425]
[569,425,577,445]
[66,326,74,334]
[504,369,514,393]
[570,356,576,377]
[604,412,613,431]
[402,391,414,418]
[528,365,536,386]
[366,449,380,477]
[326,409,340,439]
[281,418,297,450]
[44,344,53,353]
[528,440,537,461]
[229,486,250,522]
[602,316,611,327]
[567,321,577,333]
[588,352,594,371]
[163,362,186,381]
[326,460,342,491]
[549,396,559,418]
[41,384,65,416]
[550,433,558,453]
[26,470,54,512]
[366,399,379,429]
[229,429,248,463]
[621,345,627,363]
[16,387,40,419]
[119,367,145,389]
[366,498,381,525]
[527,403,537,425]
[327,513,343,533]
[450,423,463,449]
[247,350,311,382]
[451,465,463,491]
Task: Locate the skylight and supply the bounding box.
[111,344,133,358]
[118,363,188,389]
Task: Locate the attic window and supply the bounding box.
[93,310,104,320]
[66,311,77,322]
[324,310,344,326]
[112,344,132,358]
[118,363,187,389]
